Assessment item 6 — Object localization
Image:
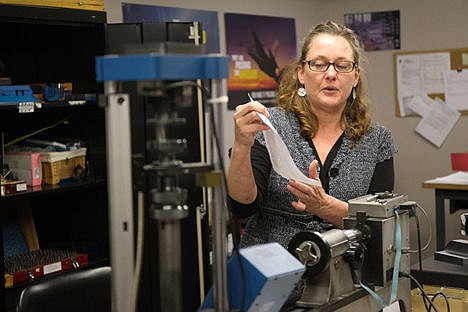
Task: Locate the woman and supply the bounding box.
[227,21,396,253]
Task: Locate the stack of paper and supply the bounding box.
[424,171,468,184]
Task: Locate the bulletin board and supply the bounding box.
[394,47,468,117]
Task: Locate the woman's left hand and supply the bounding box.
[287,160,348,227]
[287,160,328,214]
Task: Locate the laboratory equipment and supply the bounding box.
[96,49,228,312]
[288,192,413,311]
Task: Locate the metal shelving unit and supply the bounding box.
[0,5,108,311]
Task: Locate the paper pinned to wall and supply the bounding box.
[443,69,468,111]
[409,95,460,148]
[256,112,320,186]
[396,52,451,116]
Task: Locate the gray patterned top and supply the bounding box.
[239,107,397,249]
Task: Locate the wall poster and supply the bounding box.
[344,10,400,52]
[224,13,296,109]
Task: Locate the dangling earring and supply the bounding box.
[297,85,307,97]
[352,87,356,100]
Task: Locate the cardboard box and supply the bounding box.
[412,285,468,311]
[4,152,42,186]
[451,153,468,171]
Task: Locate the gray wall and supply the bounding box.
[104,0,468,261]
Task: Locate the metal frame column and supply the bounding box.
[104,84,134,312]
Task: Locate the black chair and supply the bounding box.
[16,266,111,312]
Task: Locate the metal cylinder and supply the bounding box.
[342,228,362,244]
[321,229,350,258]
[153,205,189,312]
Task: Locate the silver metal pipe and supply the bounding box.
[154,207,188,312]
[209,78,229,311]
[211,188,229,311]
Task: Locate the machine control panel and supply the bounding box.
[348,192,409,218]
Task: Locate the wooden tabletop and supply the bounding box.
[422,182,468,190]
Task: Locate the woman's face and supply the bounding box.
[298,34,360,114]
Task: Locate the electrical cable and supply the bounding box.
[5,118,69,148]
[399,272,440,312]
[415,213,423,271]
[130,191,145,312]
[1,132,5,175]
[430,292,450,312]
[408,203,432,253]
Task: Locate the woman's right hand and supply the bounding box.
[233,101,270,148]
[228,101,269,204]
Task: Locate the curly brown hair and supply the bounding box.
[276,21,371,142]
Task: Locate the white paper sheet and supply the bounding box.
[396,53,450,116]
[443,69,468,111]
[256,112,320,186]
[413,96,460,148]
[383,301,401,312]
[408,94,438,117]
[424,171,468,184]
[396,54,420,116]
[420,53,451,94]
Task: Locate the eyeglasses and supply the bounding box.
[304,60,356,73]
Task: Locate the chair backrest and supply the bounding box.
[16,266,111,312]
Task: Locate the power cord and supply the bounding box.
[413,203,432,272]
[130,191,144,312]
[5,118,70,148]
[415,212,423,271]
[400,202,432,272]
[410,203,433,253]
[430,292,450,312]
[399,272,438,312]
[398,202,451,311]
[400,272,452,312]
